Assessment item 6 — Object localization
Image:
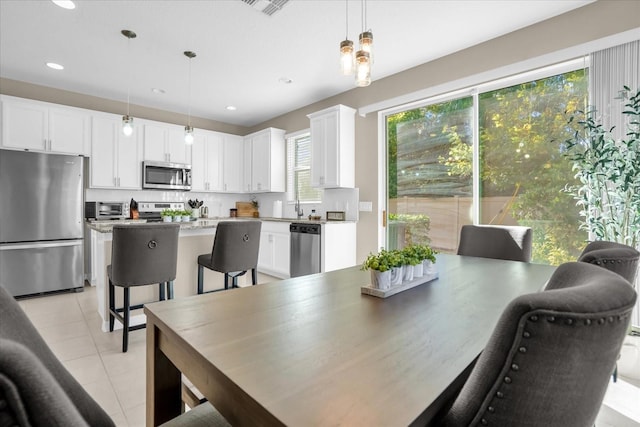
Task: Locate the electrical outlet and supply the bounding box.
[359,201,373,212]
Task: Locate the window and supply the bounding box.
[385,65,588,265]
[287,131,322,203]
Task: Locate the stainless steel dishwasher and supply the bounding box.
[290,223,321,277]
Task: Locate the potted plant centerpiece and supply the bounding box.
[161,209,173,222]
[417,244,437,275]
[402,245,424,278]
[362,249,405,289]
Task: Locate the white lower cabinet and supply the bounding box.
[322,222,357,272]
[258,221,290,278]
[89,114,142,189]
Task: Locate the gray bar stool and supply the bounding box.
[197,221,261,294]
[108,223,180,352]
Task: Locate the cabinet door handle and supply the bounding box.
[224,183,227,191]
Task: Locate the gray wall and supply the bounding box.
[2,0,639,263]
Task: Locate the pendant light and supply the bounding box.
[121,30,136,137]
[183,51,196,145]
[355,0,372,87]
[339,0,354,75]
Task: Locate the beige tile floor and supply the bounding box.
[17,282,640,427]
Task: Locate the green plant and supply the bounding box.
[401,246,422,266]
[251,196,259,209]
[361,248,404,272]
[563,86,640,247]
[160,209,173,217]
[412,244,436,263]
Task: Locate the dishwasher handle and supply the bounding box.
[290,223,321,234]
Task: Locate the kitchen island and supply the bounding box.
[86,217,356,331]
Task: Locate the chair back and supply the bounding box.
[442,262,637,427]
[578,240,640,284]
[109,223,179,286]
[0,286,115,426]
[210,221,262,273]
[457,224,532,262]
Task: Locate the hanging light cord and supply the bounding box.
[126,35,131,117]
[187,57,192,127]
[345,0,349,39]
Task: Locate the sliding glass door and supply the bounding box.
[385,68,587,265]
[387,96,473,253]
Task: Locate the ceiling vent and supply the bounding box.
[240,0,289,16]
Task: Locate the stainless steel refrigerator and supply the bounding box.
[0,150,84,297]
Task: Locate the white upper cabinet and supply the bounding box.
[90,113,142,189]
[143,122,191,164]
[223,134,244,193]
[243,127,285,193]
[308,104,355,188]
[191,130,224,192]
[1,95,90,155]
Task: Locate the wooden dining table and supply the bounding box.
[145,253,556,426]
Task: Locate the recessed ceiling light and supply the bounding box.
[151,88,165,94]
[278,77,293,84]
[51,0,76,10]
[226,106,237,111]
[46,62,64,70]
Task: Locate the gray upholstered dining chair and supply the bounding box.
[0,285,230,427]
[457,224,533,262]
[441,262,637,427]
[577,240,639,382]
[197,220,262,294]
[108,223,180,352]
[578,240,640,284]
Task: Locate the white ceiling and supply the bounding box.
[0,0,592,127]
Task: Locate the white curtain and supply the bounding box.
[590,40,640,329]
[589,40,640,141]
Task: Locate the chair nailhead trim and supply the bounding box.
[523,331,531,338]
[511,363,519,371]
[504,376,512,384]
[488,406,495,413]
[598,318,606,325]
[481,419,488,425]
[496,391,504,398]
[608,316,614,323]
[585,319,592,325]
[566,318,574,325]
[518,346,527,353]
[529,315,538,322]
[547,316,555,322]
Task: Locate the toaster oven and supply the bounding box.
[85,201,129,220]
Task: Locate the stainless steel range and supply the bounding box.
[138,202,185,222]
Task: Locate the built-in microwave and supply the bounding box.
[85,201,129,220]
[142,161,192,191]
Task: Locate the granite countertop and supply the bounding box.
[86,217,354,233]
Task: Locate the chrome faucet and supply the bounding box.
[295,199,304,219]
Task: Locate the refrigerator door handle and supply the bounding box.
[0,240,83,251]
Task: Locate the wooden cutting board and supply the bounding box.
[236,201,258,217]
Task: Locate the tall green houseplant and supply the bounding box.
[563,86,640,248]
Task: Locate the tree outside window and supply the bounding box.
[387,69,588,265]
